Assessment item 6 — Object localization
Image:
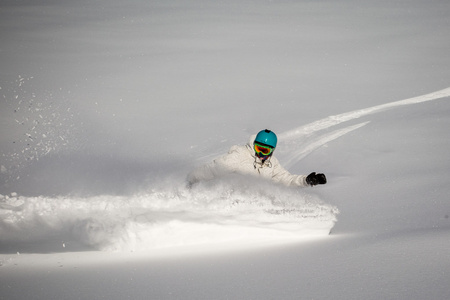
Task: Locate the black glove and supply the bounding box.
[306,172,327,186]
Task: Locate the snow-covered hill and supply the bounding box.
[1,1,450,299]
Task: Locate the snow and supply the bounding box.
[1,0,450,299]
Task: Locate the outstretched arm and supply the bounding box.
[270,157,326,187]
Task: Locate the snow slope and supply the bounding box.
[1,0,450,299]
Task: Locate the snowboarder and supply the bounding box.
[187,129,327,187]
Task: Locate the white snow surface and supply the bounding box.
[1,0,450,299]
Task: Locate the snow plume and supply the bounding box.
[0,176,338,254]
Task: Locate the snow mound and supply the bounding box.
[0,177,338,253]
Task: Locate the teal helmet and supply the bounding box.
[254,129,277,148]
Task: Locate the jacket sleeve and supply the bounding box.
[270,157,309,187]
[187,146,239,184]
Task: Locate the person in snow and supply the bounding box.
[187,129,327,187]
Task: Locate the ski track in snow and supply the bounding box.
[277,87,450,167]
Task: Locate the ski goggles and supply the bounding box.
[254,142,274,156]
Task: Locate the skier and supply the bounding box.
[187,129,327,187]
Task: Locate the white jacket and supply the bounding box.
[187,137,309,187]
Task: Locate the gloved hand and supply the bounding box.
[306,172,327,186]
